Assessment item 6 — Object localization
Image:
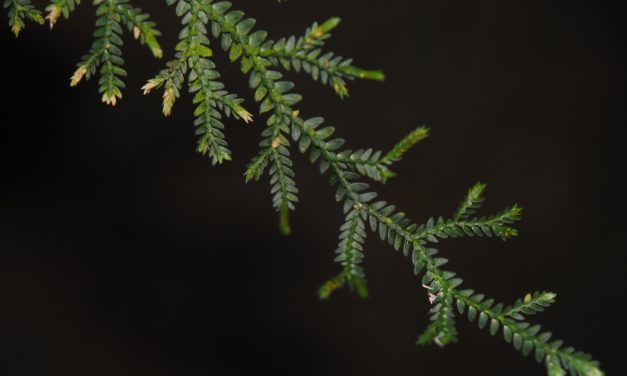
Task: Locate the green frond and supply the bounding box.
[382,126,430,164]
[335,126,430,184]
[189,58,233,165]
[45,0,81,28]
[408,242,602,376]
[268,142,298,215]
[268,13,600,370]
[411,240,601,376]
[4,0,43,37]
[341,66,386,81]
[287,109,599,374]
[319,209,369,299]
[452,286,602,376]
[259,17,384,98]
[416,204,523,242]
[244,148,271,183]
[503,291,557,320]
[454,182,487,221]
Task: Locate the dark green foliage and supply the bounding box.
[4,2,603,375]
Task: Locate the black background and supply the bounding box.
[1,1,625,375]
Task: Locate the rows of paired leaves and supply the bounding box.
[3,1,603,375]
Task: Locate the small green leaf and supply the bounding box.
[489,319,499,336]
[478,312,488,329]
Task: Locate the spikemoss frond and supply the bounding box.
[382,126,430,164]
[504,291,557,320]
[334,126,430,184]
[3,2,603,375]
[288,111,601,375]
[454,182,487,221]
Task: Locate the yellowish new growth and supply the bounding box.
[162,87,176,116]
[313,26,324,38]
[11,24,22,37]
[319,278,342,300]
[70,65,88,87]
[101,92,121,106]
[272,137,282,149]
[149,44,163,59]
[150,45,164,59]
[46,5,62,29]
[141,79,160,95]
[333,83,348,97]
[234,105,254,124]
[304,28,322,45]
[584,366,604,376]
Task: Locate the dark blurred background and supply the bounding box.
[1,1,625,375]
